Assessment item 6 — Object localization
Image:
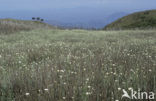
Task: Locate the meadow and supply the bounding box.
[0,29,156,101]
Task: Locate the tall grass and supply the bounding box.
[0,19,55,34]
[0,29,156,101]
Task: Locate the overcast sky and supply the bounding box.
[0,0,156,11]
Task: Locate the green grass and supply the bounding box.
[0,19,56,34]
[104,9,156,30]
[0,29,156,101]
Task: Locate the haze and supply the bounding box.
[0,0,156,28]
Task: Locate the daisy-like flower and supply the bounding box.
[128,87,133,90]
[88,86,91,89]
[63,97,66,99]
[25,93,30,96]
[86,92,91,95]
[44,88,49,92]
[149,69,152,72]
[118,88,121,91]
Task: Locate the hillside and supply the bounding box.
[104,10,156,30]
[0,19,56,34]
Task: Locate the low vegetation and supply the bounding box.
[104,10,156,30]
[0,19,56,34]
[0,28,156,101]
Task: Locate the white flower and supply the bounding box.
[128,87,133,90]
[63,97,66,99]
[60,70,65,73]
[25,93,30,96]
[112,64,116,66]
[59,75,63,78]
[88,86,91,89]
[106,72,109,75]
[86,78,89,81]
[19,61,22,64]
[86,92,91,95]
[149,69,152,72]
[115,80,118,82]
[44,88,49,91]
[118,88,121,91]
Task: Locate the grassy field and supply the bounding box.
[0,29,156,101]
[0,19,56,34]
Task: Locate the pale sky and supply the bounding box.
[0,0,156,11]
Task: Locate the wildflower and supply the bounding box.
[44,88,49,92]
[59,75,63,78]
[130,69,134,72]
[25,93,30,96]
[63,97,66,99]
[74,72,77,74]
[128,87,133,90]
[19,61,22,64]
[118,88,121,91]
[88,86,91,89]
[115,80,118,82]
[106,72,109,75]
[86,92,91,95]
[86,78,89,81]
[38,89,41,93]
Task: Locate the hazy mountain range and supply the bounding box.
[0,8,155,29]
[0,10,128,29]
[45,12,128,29]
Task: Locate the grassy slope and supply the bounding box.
[104,10,156,30]
[0,19,56,34]
[0,29,156,101]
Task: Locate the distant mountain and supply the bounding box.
[45,12,128,29]
[104,10,156,30]
[0,9,128,29]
